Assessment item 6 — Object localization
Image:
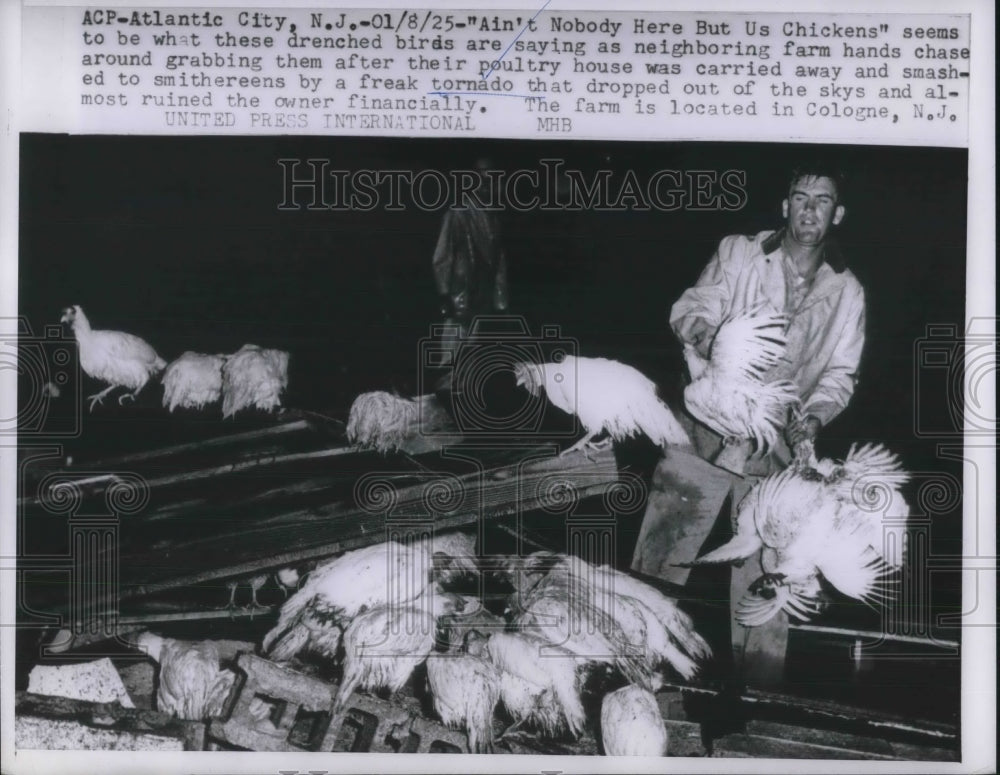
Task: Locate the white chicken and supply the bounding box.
[135,631,236,721]
[682,308,801,453]
[346,391,420,453]
[262,532,477,664]
[583,561,713,681]
[600,684,668,756]
[689,442,910,625]
[332,585,476,714]
[262,540,433,663]
[425,630,502,753]
[161,351,226,412]
[275,566,302,596]
[221,344,289,419]
[514,355,690,457]
[486,630,588,739]
[513,568,652,690]
[60,305,167,411]
[514,556,712,685]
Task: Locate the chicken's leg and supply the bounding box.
[560,431,599,459]
[223,580,239,619]
[496,718,526,741]
[87,385,119,411]
[248,574,268,619]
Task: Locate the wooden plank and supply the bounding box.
[80,417,313,468]
[15,690,206,751]
[34,444,618,623]
[713,732,899,760]
[789,622,960,650]
[117,444,618,599]
[663,682,958,751]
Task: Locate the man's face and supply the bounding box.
[782,175,845,246]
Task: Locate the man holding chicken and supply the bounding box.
[633,164,866,689]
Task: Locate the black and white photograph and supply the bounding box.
[8,134,974,759]
[0,2,994,773]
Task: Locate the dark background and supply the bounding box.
[18,135,968,478]
[17,136,967,722]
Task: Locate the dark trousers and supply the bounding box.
[631,419,789,689]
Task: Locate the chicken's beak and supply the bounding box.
[59,311,71,324]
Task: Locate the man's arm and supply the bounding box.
[801,283,867,427]
[670,235,749,355]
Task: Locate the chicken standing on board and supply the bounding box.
[161,351,226,412]
[60,305,167,411]
[221,344,289,419]
[513,355,690,457]
[135,632,236,721]
[682,307,801,453]
[426,630,502,753]
[332,585,478,714]
[600,684,668,756]
[688,442,910,625]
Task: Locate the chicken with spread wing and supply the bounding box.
[689,442,910,625]
[682,307,801,453]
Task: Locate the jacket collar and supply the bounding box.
[761,228,846,273]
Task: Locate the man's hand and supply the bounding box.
[786,414,822,448]
[683,317,714,358]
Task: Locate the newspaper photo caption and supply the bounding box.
[24,7,969,142]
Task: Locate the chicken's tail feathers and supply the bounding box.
[817,545,899,609]
[261,586,317,654]
[512,361,545,397]
[656,639,701,682]
[659,608,714,663]
[631,395,692,448]
[713,307,790,376]
[734,588,788,627]
[332,673,360,716]
[839,443,911,490]
[552,680,586,739]
[745,380,801,452]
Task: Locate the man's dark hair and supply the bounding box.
[787,162,847,204]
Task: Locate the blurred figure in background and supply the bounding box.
[431,158,509,392]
